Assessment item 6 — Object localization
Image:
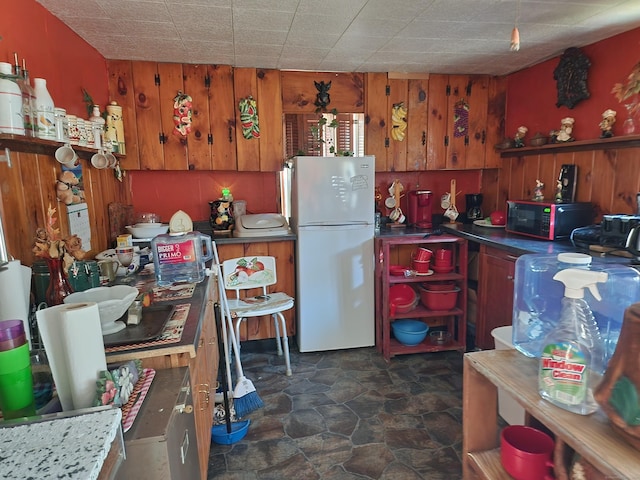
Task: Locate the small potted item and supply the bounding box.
[529,132,548,146]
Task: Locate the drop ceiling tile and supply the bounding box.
[358,0,433,22]
[234,43,283,57]
[296,0,367,18]
[234,54,279,68]
[37,0,107,18]
[233,0,298,11]
[232,7,294,30]
[232,28,289,45]
[287,13,352,37]
[117,20,181,39]
[95,0,171,21]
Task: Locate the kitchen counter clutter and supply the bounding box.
[463,349,640,479]
[0,407,123,480]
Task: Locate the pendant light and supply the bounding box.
[510,0,521,51]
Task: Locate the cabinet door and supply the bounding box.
[406,78,429,171]
[107,60,140,169]
[426,74,448,170]
[233,67,260,172]
[209,64,237,171]
[476,246,517,349]
[190,295,217,480]
[484,76,507,169]
[132,61,164,170]
[158,63,189,170]
[257,69,284,172]
[183,64,212,170]
[387,78,409,172]
[365,73,388,172]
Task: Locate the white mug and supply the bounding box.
[91,152,108,169]
[54,145,78,167]
[105,152,117,169]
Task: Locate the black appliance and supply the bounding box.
[465,193,483,223]
[600,214,640,248]
[506,200,594,240]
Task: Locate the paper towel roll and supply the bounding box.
[36,302,107,411]
[0,260,32,349]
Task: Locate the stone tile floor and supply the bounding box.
[208,343,464,479]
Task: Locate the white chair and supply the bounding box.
[221,255,293,376]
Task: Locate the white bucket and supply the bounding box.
[491,326,525,425]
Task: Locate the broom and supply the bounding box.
[214,244,264,418]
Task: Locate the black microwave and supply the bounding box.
[506,201,594,240]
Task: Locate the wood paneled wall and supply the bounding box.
[0,152,131,267]
[481,146,640,218]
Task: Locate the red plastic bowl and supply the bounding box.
[423,282,455,291]
[389,284,418,314]
[389,265,410,276]
[419,285,460,310]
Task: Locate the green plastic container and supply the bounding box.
[0,343,36,419]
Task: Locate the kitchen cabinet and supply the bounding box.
[217,240,296,340]
[107,275,218,480]
[375,234,467,361]
[463,349,640,479]
[476,245,517,350]
[427,74,489,170]
[364,73,430,172]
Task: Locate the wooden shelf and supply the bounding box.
[462,350,640,479]
[0,134,125,161]
[498,134,640,158]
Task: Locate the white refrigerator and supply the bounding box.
[290,155,375,352]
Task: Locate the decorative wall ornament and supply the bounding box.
[453,98,469,137]
[173,91,192,137]
[554,47,591,109]
[390,102,407,141]
[313,81,331,111]
[239,96,260,139]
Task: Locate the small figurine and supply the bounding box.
[514,125,528,148]
[533,179,545,201]
[599,109,617,138]
[551,117,575,143]
[555,180,563,202]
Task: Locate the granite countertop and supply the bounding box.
[0,407,122,479]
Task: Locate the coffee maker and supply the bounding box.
[407,190,433,228]
[465,193,483,223]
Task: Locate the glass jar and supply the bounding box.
[54,107,69,143]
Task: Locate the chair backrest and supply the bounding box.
[221,256,278,294]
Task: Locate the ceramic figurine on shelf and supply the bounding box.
[513,125,528,148]
[551,117,575,143]
[555,180,563,202]
[533,179,545,201]
[599,109,617,138]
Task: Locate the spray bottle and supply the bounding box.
[538,268,607,415]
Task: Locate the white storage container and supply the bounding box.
[491,326,525,425]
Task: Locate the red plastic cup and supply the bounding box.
[434,248,452,267]
[501,425,554,480]
[414,247,433,262]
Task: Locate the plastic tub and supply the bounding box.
[492,326,525,425]
[419,285,459,310]
[392,319,429,346]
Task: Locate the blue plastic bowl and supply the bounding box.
[392,319,429,346]
[211,419,251,445]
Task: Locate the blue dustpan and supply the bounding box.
[211,419,250,445]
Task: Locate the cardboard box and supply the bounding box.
[117,234,133,247]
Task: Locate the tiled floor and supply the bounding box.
[207,342,464,479]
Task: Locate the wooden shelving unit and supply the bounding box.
[463,349,640,479]
[498,134,640,158]
[0,133,125,161]
[375,234,468,361]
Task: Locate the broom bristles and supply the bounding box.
[233,376,264,418]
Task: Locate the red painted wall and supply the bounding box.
[0,0,108,117]
[506,27,640,140]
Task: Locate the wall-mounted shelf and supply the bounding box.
[0,134,125,161]
[498,134,640,158]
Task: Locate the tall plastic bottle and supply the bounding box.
[538,268,607,415]
[0,62,25,135]
[33,77,56,140]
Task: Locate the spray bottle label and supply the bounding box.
[155,239,196,265]
[539,342,588,406]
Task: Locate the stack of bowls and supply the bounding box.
[392,319,429,346]
[418,284,460,310]
[412,247,432,274]
[389,284,418,315]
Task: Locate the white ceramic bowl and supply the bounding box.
[64,285,138,331]
[126,223,169,239]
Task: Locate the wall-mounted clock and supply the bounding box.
[554,47,591,109]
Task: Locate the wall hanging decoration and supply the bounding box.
[239,96,260,139]
[554,47,591,109]
[453,98,469,137]
[391,102,407,141]
[313,81,331,111]
[611,61,640,135]
[173,91,192,137]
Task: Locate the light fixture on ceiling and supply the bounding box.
[510,0,521,51]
